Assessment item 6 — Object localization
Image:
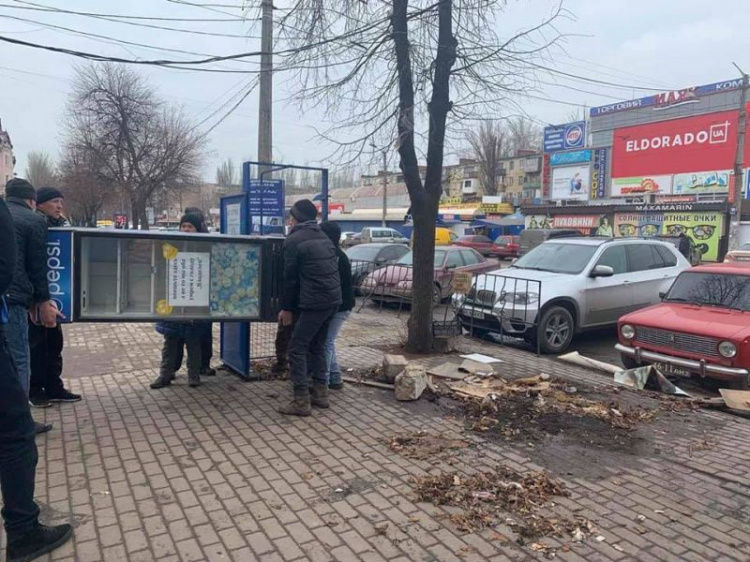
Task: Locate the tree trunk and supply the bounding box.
[406,200,438,352]
[130,198,140,230]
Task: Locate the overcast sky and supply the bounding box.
[0,0,748,183]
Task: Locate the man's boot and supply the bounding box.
[150,373,174,389]
[188,371,201,388]
[310,383,330,409]
[278,389,312,416]
[7,523,73,562]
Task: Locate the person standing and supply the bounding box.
[319,221,355,390]
[678,232,691,260]
[278,200,341,416]
[28,187,81,408]
[4,179,60,435]
[0,196,73,562]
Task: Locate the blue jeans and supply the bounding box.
[5,305,30,397]
[325,310,350,386]
[0,325,40,536]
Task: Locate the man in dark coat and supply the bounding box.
[278,200,341,416]
[0,195,73,562]
[4,178,60,434]
[678,233,691,260]
[28,187,81,408]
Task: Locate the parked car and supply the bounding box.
[457,237,691,354]
[494,235,520,259]
[724,243,750,263]
[361,246,499,304]
[616,262,750,387]
[454,235,502,257]
[340,231,357,244]
[345,243,411,294]
[652,235,702,266]
[518,228,581,256]
[410,227,458,247]
[343,232,362,248]
[360,227,409,245]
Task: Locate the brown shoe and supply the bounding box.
[278,390,312,416]
[310,383,330,409]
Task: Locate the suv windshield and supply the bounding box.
[513,243,597,274]
[666,272,750,311]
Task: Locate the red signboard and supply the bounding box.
[611,106,750,178]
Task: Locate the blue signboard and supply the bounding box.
[46,229,73,324]
[543,121,586,153]
[591,148,608,199]
[549,149,591,167]
[246,179,285,235]
[590,78,743,117]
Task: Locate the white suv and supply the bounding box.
[457,237,691,354]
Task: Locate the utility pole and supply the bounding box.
[729,66,749,251]
[258,0,273,178]
[381,149,388,227]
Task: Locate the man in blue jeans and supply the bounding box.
[319,221,355,390]
[0,196,72,561]
[4,179,61,435]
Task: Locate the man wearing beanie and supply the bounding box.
[278,199,341,416]
[4,178,61,435]
[28,187,81,408]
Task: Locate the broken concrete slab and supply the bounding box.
[395,364,427,401]
[383,354,408,383]
[719,389,750,412]
[559,351,620,374]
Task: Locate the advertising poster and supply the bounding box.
[550,149,591,167]
[210,244,261,318]
[590,148,608,199]
[525,215,555,230]
[167,252,211,307]
[46,230,73,324]
[551,165,590,201]
[611,106,750,178]
[225,203,241,235]
[614,211,724,261]
[611,175,672,197]
[543,121,586,153]
[672,170,731,195]
[247,179,285,235]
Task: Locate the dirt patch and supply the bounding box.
[386,431,470,461]
[413,466,594,542]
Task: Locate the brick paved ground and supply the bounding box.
[5,307,750,562]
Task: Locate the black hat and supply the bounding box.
[179,213,202,232]
[290,199,318,222]
[36,186,64,205]
[5,178,35,201]
[320,220,341,247]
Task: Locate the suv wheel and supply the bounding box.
[538,306,574,354]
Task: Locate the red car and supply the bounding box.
[360,246,500,304]
[494,235,520,259]
[454,235,501,257]
[616,263,750,387]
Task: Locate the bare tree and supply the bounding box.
[216,158,238,187]
[57,146,108,227]
[278,1,565,351]
[25,150,57,188]
[65,63,206,229]
[505,116,543,156]
[467,122,505,196]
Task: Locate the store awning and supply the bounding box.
[438,207,485,221]
[471,212,524,228]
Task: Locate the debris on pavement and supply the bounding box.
[412,465,595,542]
[383,354,409,383]
[558,351,620,374]
[614,365,690,397]
[459,353,503,364]
[719,389,750,412]
[395,364,427,401]
[387,431,470,461]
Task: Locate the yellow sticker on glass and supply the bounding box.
[162,243,179,260]
[155,299,173,316]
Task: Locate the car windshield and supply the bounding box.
[665,272,750,311]
[495,237,510,246]
[346,246,381,261]
[740,243,750,251]
[397,249,447,268]
[513,243,597,274]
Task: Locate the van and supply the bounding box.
[360,227,409,245]
[410,227,457,247]
[518,228,580,256]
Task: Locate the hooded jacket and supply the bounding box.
[281,221,342,311]
[5,196,50,308]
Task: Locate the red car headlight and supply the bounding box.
[620,324,636,340]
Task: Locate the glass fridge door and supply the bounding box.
[76,231,264,321]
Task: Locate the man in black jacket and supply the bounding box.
[0,196,73,562]
[278,200,342,416]
[28,187,81,408]
[4,179,60,434]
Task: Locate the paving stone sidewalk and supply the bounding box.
[5,315,750,562]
